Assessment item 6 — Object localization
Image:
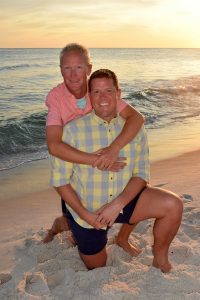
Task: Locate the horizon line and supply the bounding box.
[0,47,200,50]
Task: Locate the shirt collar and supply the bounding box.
[91,110,120,125]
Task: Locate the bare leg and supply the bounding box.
[151,208,182,272]
[42,215,69,243]
[79,247,107,270]
[129,185,183,273]
[115,223,142,256]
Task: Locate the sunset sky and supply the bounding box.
[1,0,200,48]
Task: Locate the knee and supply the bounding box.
[86,260,106,270]
[80,250,107,270]
[165,193,183,218]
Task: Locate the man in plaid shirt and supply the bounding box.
[50,69,183,273]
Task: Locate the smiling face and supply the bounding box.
[89,77,121,122]
[60,50,92,98]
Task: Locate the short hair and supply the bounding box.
[88,69,119,92]
[59,43,91,66]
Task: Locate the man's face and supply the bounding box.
[89,77,121,122]
[60,50,92,97]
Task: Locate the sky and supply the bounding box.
[0,0,200,48]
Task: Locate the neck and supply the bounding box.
[72,87,87,100]
[95,112,117,123]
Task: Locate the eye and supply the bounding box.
[76,65,84,71]
[63,66,70,71]
[91,90,100,95]
[107,89,114,94]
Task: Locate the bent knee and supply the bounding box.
[82,257,107,270]
[86,260,106,270]
[165,194,183,216]
[80,249,107,270]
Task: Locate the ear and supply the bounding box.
[87,64,92,76]
[60,65,64,78]
[117,89,121,99]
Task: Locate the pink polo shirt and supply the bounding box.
[45,82,127,126]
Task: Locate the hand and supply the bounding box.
[95,200,123,227]
[93,145,127,171]
[83,211,105,230]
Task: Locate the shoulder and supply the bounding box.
[46,82,65,97]
[64,113,92,130]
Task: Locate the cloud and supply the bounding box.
[0,0,164,13]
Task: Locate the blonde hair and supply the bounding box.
[60,43,91,66]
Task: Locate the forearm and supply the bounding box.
[55,184,89,220]
[49,140,97,165]
[46,125,98,165]
[110,117,137,150]
[95,177,147,226]
[55,184,102,228]
[112,106,144,150]
[113,177,147,209]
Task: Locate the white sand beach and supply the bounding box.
[0,150,200,299]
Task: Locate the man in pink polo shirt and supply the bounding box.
[43,43,144,256]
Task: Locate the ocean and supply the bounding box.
[0,48,200,171]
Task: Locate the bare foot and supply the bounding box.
[152,245,172,273]
[67,233,76,246]
[115,236,142,257]
[42,216,69,244]
[152,257,172,273]
[42,229,55,243]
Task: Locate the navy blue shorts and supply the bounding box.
[64,187,146,255]
[61,198,67,214]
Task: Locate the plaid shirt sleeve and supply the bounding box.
[49,126,74,187]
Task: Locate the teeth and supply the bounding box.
[100,103,109,106]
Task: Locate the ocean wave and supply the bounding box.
[0,63,41,72]
[0,112,47,156]
[0,155,48,171]
[125,75,200,127]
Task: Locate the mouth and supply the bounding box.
[100,102,109,107]
[70,80,79,84]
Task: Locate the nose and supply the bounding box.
[70,68,77,78]
[99,90,107,99]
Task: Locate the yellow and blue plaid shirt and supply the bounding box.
[50,111,149,228]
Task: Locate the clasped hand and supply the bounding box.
[93,145,126,172]
[93,201,123,229]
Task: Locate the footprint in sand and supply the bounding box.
[170,244,192,264]
[181,223,200,239]
[181,194,193,202]
[18,272,50,297]
[184,209,200,226]
[184,206,195,213]
[0,273,12,285]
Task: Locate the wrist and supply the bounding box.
[113,196,125,210]
[109,142,121,153]
[78,207,89,219]
[87,153,99,165]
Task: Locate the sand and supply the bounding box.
[0,150,200,299]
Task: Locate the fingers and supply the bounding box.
[93,156,127,170]
[95,205,106,214]
[93,156,113,169]
[93,148,104,155]
[116,157,127,162]
[107,162,127,172]
[93,146,110,155]
[95,214,114,227]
